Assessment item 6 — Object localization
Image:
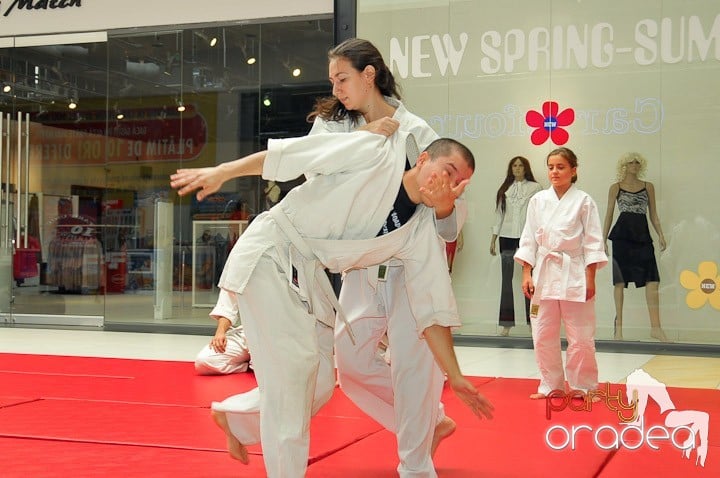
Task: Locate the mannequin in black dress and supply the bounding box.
[602,152,668,342]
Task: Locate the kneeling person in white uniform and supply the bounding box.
[194,313,251,375]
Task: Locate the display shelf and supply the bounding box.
[191,220,248,307]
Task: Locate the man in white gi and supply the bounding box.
[313,98,465,477]
[170,130,493,478]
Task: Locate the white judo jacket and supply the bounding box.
[308,97,466,242]
[217,131,459,332]
[514,185,608,302]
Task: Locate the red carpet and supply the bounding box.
[0,353,717,477]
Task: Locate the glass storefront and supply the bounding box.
[0,32,110,328]
[0,18,333,331]
[357,0,720,346]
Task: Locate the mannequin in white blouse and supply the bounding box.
[490,156,543,336]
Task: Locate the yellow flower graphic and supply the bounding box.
[680,261,720,310]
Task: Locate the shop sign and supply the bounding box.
[2,0,82,18]
[32,104,208,164]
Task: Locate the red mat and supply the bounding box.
[309,378,616,478]
[307,424,614,478]
[0,436,266,478]
[0,399,226,450]
[0,353,255,407]
[598,442,719,477]
[1,353,717,476]
[0,396,39,408]
[0,397,381,459]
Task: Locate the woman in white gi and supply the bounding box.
[170,134,492,478]
[514,147,607,399]
[309,38,464,477]
[490,156,542,337]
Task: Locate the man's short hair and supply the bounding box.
[424,138,475,170]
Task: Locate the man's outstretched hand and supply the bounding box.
[448,375,494,420]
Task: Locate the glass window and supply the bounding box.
[357,0,720,346]
[0,17,333,330]
[104,19,334,328]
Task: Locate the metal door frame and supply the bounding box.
[0,32,107,327]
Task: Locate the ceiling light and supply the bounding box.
[283,57,301,78]
[113,102,124,120]
[262,94,271,107]
[2,84,11,93]
[68,99,77,110]
[177,101,186,112]
[243,34,257,66]
[195,31,218,48]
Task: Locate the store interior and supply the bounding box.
[0,17,335,332]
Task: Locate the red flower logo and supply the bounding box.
[526,101,575,146]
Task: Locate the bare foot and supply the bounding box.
[500,327,510,337]
[650,327,671,342]
[529,393,546,400]
[431,416,456,457]
[211,410,249,464]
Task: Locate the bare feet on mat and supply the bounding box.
[211,410,249,464]
[529,393,546,400]
[431,416,457,457]
[650,327,671,342]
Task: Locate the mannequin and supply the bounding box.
[602,152,668,342]
[490,156,542,336]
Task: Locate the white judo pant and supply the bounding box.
[210,255,336,478]
[194,325,251,375]
[335,266,445,478]
[530,298,598,396]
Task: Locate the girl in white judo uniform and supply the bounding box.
[307,38,463,477]
[170,133,493,478]
[514,147,608,399]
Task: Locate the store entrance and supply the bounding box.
[0,33,109,327]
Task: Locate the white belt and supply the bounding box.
[269,207,356,344]
[534,245,583,297]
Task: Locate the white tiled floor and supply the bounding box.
[0,327,661,386]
